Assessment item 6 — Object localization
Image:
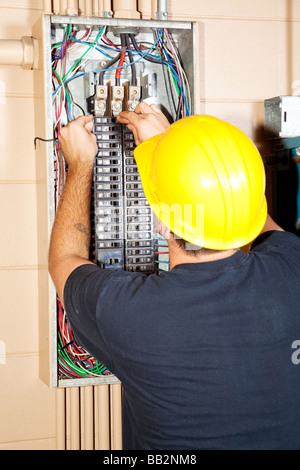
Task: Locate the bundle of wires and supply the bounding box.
[51,24,189,378]
[57,300,109,379]
[52,25,112,380]
[52,24,191,125]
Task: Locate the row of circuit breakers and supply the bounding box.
[92,116,156,273]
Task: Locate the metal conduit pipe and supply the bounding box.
[112,0,140,19]
[157,0,168,19]
[103,0,112,17]
[151,0,168,20]
[0,37,38,70]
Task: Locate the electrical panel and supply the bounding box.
[264,96,300,139]
[264,96,300,235]
[34,14,196,387]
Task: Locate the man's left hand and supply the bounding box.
[58,115,98,168]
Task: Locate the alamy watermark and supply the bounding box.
[291,340,300,365]
[95,200,205,248]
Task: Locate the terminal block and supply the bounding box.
[94,85,108,117]
[127,86,141,111]
[111,86,124,117]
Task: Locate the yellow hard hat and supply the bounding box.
[133,115,267,250]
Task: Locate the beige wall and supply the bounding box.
[0,0,298,450]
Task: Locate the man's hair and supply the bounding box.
[171,232,221,256]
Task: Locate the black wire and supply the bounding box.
[34,137,57,149]
[98,51,122,85]
[129,33,163,65]
[125,33,137,86]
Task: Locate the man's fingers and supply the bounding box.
[65,114,94,133]
[77,114,93,124]
[85,121,94,133]
[117,113,130,124]
[118,111,142,126]
[150,103,164,115]
[134,101,153,115]
[127,124,140,145]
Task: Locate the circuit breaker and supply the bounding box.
[34,14,197,387]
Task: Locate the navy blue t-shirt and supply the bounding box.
[64,230,300,450]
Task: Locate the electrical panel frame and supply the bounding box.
[34,14,197,388]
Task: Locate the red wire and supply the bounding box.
[116,46,126,80]
[102,35,119,49]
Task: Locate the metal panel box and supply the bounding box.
[34,14,197,388]
[264,96,300,139]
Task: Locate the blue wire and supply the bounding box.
[70,36,115,59]
[155,29,190,116]
[159,30,190,115]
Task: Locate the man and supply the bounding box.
[49,102,300,450]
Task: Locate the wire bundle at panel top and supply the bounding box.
[51,22,192,380]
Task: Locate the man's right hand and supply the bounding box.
[117,101,170,146]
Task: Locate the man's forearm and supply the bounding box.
[48,162,94,301]
[49,163,93,260]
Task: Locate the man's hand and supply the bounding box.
[117,101,170,146]
[58,114,98,169]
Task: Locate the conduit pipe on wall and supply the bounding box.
[43,0,53,14]
[0,37,38,70]
[60,0,68,14]
[92,0,104,17]
[112,0,140,19]
[157,0,168,20]
[103,0,112,17]
[67,0,79,16]
[151,0,168,20]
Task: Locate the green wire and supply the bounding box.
[63,26,105,82]
[58,328,108,377]
[52,68,73,124]
[152,31,180,97]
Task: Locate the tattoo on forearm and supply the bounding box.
[74,223,90,251]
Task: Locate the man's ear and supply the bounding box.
[158,220,171,240]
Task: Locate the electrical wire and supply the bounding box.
[115,34,127,85]
[129,29,190,118]
[125,34,137,86]
[98,51,121,85]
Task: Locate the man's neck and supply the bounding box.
[167,239,238,270]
